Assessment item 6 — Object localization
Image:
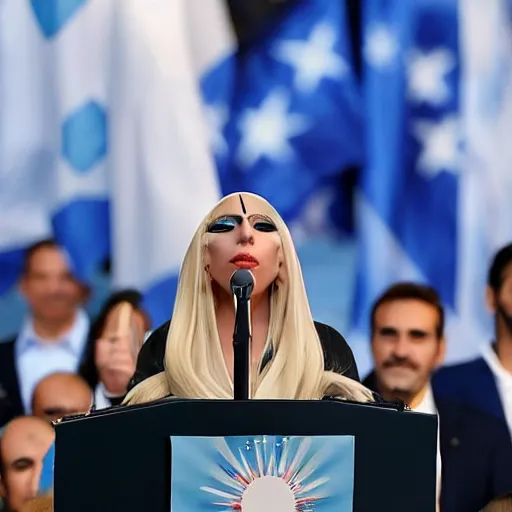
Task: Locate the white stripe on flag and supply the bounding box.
[109,0,233,322]
[0,0,112,282]
[0,1,54,251]
[51,0,113,212]
[456,0,512,355]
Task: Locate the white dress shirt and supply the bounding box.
[93,382,123,410]
[481,343,512,438]
[15,310,89,414]
[414,385,442,504]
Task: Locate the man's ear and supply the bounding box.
[80,283,92,305]
[435,336,447,368]
[486,285,497,314]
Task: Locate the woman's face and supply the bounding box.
[94,302,147,394]
[204,194,283,298]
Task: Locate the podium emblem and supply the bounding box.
[170,435,355,511]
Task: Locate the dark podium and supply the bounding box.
[53,397,437,511]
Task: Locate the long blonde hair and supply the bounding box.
[124,192,373,404]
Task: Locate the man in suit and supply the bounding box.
[363,282,512,512]
[433,243,512,436]
[0,240,90,427]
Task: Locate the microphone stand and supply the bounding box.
[233,294,251,400]
[230,269,254,400]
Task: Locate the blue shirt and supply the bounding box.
[15,309,89,413]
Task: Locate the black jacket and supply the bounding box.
[0,337,22,427]
[128,320,360,392]
[363,371,512,512]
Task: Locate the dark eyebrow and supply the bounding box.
[378,326,430,338]
[11,457,34,469]
[408,329,429,337]
[239,194,247,214]
[42,407,73,416]
[378,326,398,335]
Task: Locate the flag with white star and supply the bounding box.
[0,0,362,325]
[207,0,364,222]
[352,0,461,370]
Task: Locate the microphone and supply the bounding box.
[230,268,255,302]
[230,269,254,400]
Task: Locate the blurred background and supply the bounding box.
[1,0,511,377]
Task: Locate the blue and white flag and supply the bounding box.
[454,0,512,351]
[109,0,364,326]
[209,0,364,224]
[352,0,461,372]
[108,0,228,326]
[352,0,512,374]
[0,0,111,290]
[0,0,364,329]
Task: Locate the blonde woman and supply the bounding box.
[124,192,373,405]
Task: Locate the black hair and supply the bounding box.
[488,243,512,292]
[77,290,151,390]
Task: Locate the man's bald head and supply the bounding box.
[0,416,54,512]
[32,373,92,423]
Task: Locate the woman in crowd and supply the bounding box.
[79,290,151,409]
[124,192,373,405]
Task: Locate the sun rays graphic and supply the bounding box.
[199,436,332,511]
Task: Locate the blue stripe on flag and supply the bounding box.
[142,275,179,329]
[39,440,55,494]
[353,0,460,332]
[52,199,110,284]
[205,0,364,223]
[0,248,26,294]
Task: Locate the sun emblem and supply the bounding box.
[170,434,355,511]
[200,436,333,511]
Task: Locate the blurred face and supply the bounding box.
[95,302,146,395]
[20,246,87,324]
[32,374,92,423]
[0,418,54,512]
[204,194,283,298]
[371,299,445,406]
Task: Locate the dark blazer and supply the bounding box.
[0,336,23,427]
[363,371,512,512]
[128,320,361,392]
[432,356,506,424]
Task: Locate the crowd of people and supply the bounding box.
[0,192,512,511]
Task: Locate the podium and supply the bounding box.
[53,398,437,511]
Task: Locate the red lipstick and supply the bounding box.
[230,253,259,269]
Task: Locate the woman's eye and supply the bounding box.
[207,216,239,233]
[207,221,235,233]
[254,222,277,232]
